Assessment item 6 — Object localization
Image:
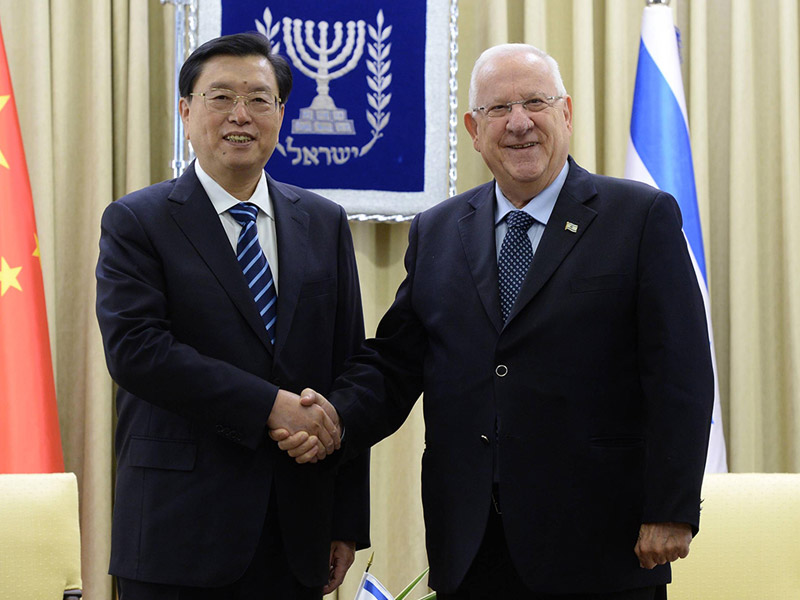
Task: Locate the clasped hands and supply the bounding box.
[267,388,338,463]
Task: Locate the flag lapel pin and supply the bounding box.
[565,221,578,233]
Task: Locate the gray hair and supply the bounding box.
[468,44,567,109]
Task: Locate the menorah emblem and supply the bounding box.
[282,17,366,135]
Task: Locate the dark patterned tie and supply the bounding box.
[228,203,277,344]
[498,210,535,322]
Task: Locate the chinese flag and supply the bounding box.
[0,19,63,473]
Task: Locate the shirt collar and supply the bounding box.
[194,160,274,221]
[494,160,570,226]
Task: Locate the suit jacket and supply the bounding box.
[331,157,713,594]
[96,162,369,588]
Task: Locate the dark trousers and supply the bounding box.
[437,506,667,600]
[117,493,323,600]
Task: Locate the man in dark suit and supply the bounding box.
[96,33,369,600]
[276,44,713,599]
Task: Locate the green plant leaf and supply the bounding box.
[395,567,430,600]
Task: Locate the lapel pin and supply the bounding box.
[565,221,578,233]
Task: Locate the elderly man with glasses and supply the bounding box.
[96,32,369,600]
[276,43,713,600]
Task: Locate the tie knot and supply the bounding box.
[228,202,259,226]
[506,210,535,231]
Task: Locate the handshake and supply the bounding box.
[266,388,340,463]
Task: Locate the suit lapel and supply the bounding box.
[269,176,309,360]
[459,183,504,333]
[168,163,273,354]
[505,158,598,325]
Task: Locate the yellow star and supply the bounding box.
[0,256,23,296]
[33,233,40,258]
[0,95,9,169]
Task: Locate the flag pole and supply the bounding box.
[161,0,198,178]
[353,552,375,600]
[365,551,375,573]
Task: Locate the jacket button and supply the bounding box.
[495,364,508,377]
[480,435,490,446]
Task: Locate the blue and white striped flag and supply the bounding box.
[625,2,727,473]
[354,572,395,600]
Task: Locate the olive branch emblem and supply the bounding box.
[254,7,281,54]
[361,10,392,156]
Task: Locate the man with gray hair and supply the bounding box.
[276,43,713,599]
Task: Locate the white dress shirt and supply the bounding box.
[195,161,279,294]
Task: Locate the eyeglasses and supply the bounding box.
[472,95,563,118]
[190,88,282,115]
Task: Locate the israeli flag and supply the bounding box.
[354,572,395,600]
[625,2,728,473]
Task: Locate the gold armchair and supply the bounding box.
[0,473,82,599]
[670,473,800,599]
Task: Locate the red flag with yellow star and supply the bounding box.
[0,20,63,472]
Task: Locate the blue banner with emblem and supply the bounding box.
[198,0,450,218]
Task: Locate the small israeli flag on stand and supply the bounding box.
[354,572,395,600]
[353,554,433,600]
[625,0,728,472]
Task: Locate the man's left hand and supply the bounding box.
[323,540,356,594]
[634,522,692,569]
[269,428,326,463]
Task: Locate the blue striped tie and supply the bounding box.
[229,203,277,344]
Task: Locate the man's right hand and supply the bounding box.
[267,388,340,463]
[267,388,340,461]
